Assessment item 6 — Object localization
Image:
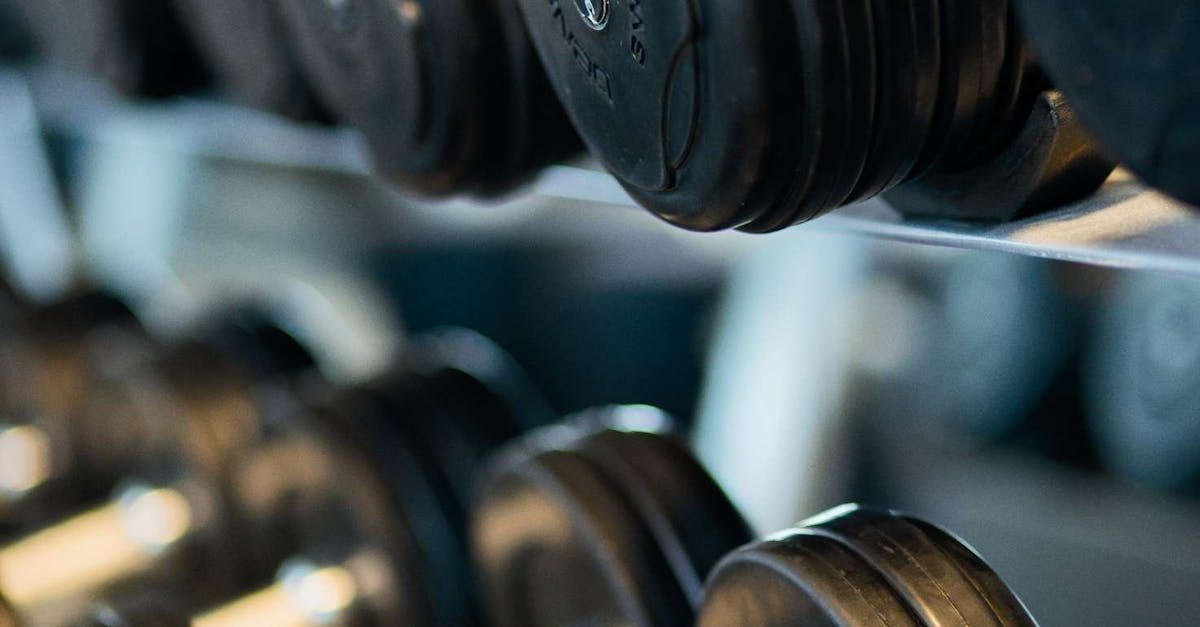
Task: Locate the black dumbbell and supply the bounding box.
[272,0,579,196]
[520,0,1113,231]
[167,0,325,120]
[857,250,1079,444]
[0,289,141,420]
[75,329,552,627]
[472,406,753,626]
[474,410,1036,626]
[1016,0,1200,206]
[1087,273,1200,493]
[0,290,141,418]
[11,0,208,97]
[0,301,316,525]
[699,505,1037,626]
[0,290,147,523]
[0,306,318,626]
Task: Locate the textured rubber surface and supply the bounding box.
[472,411,750,627]
[274,0,577,196]
[1017,0,1200,205]
[521,0,1043,231]
[699,505,1038,626]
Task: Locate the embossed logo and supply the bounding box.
[545,0,613,102]
[573,0,609,31]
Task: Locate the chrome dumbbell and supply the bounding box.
[76,329,552,627]
[0,306,318,626]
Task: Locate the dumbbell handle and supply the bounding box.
[193,560,358,627]
[0,485,193,625]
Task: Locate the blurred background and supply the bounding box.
[0,22,1198,627]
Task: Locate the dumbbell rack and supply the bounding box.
[16,68,1200,279]
[4,67,1200,626]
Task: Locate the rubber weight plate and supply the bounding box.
[698,532,919,627]
[1087,273,1200,492]
[700,505,1035,626]
[475,439,686,627]
[571,407,753,605]
[742,0,879,233]
[351,331,551,627]
[274,0,576,195]
[12,0,208,97]
[849,0,939,200]
[170,0,323,119]
[306,390,452,625]
[1016,0,1200,205]
[231,386,453,626]
[404,328,557,433]
[472,410,750,626]
[523,0,1042,231]
[521,0,800,230]
[902,516,1037,627]
[806,506,1012,627]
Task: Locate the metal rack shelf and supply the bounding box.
[21,68,1200,278]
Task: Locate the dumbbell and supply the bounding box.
[272,0,579,196]
[472,406,753,625]
[1087,272,1200,493]
[699,505,1037,626]
[520,0,1112,231]
[856,250,1078,443]
[10,0,208,97]
[1016,1,1200,206]
[74,329,553,627]
[0,290,141,418]
[473,409,1036,625]
[0,306,318,626]
[0,291,147,523]
[167,0,324,120]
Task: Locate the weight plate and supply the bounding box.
[189,305,317,384]
[975,10,1042,162]
[474,438,688,627]
[571,411,752,605]
[903,516,1038,627]
[520,0,801,230]
[743,0,877,232]
[817,0,878,211]
[1016,0,1200,205]
[850,0,931,200]
[170,0,321,118]
[405,328,556,433]
[275,0,569,195]
[309,389,449,625]
[913,0,983,177]
[368,375,473,533]
[953,0,1008,169]
[698,530,918,627]
[806,505,1003,627]
[469,0,582,194]
[1087,273,1200,491]
[517,0,697,193]
[274,0,463,193]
